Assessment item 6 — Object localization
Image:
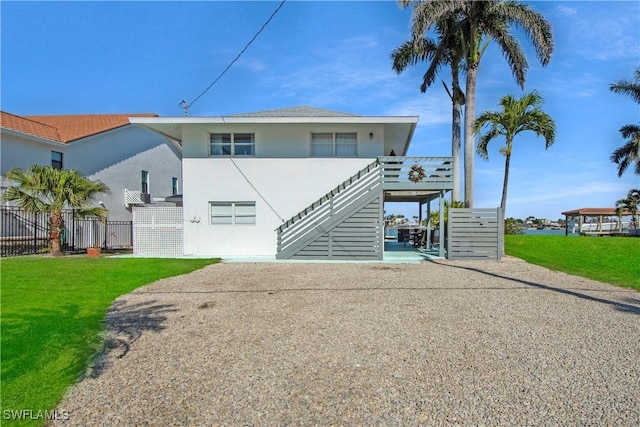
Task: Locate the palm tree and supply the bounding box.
[402,0,554,207]
[616,188,640,229]
[2,165,109,256]
[473,91,556,215]
[610,67,640,103]
[391,15,465,201]
[609,67,640,177]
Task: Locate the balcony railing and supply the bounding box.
[378,156,454,190]
[124,189,151,207]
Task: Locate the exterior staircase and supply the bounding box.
[275,156,454,260]
[276,160,383,260]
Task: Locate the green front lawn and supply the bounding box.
[505,235,640,290]
[1,256,219,425]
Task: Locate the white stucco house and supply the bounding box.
[1,111,182,221]
[132,106,454,260]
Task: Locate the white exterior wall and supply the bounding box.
[182,123,385,158]
[1,131,66,173]
[180,122,387,257]
[1,125,182,222]
[1,131,67,191]
[65,126,182,221]
[183,158,373,256]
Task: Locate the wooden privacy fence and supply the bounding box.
[448,208,503,260]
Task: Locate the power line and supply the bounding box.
[181,0,286,115]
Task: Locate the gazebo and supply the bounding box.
[561,207,633,236]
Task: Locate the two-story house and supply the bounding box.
[1,111,182,221]
[132,106,453,260]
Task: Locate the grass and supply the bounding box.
[0,256,219,426]
[505,235,640,290]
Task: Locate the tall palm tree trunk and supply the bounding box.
[501,150,512,216]
[48,212,64,256]
[499,152,511,257]
[464,65,478,208]
[451,62,463,202]
[452,96,462,202]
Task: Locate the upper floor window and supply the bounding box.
[311,132,357,157]
[172,177,179,196]
[141,170,149,194]
[210,133,255,156]
[51,151,63,169]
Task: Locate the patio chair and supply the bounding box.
[398,228,410,247]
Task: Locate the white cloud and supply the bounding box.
[237,57,267,72]
[555,5,577,17]
[557,3,640,61]
[261,34,403,108]
[384,95,451,126]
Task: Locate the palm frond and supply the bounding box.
[609,67,640,104]
[610,139,640,177]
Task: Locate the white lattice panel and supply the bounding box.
[133,207,184,257]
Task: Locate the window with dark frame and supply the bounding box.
[172,177,178,196]
[141,170,149,194]
[51,151,63,169]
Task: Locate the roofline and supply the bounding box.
[130,116,420,125]
[131,123,184,148]
[63,123,180,151]
[63,123,131,143]
[561,207,632,215]
[1,127,67,147]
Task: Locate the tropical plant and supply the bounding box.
[609,67,640,177]
[391,14,465,201]
[615,188,640,228]
[401,0,554,207]
[427,199,465,228]
[504,217,525,235]
[474,91,556,215]
[2,165,109,256]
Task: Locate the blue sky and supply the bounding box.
[2,1,639,221]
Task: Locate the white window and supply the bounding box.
[210,202,256,225]
[210,133,255,156]
[311,132,357,157]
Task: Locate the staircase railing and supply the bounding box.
[276,160,381,257]
[378,156,454,190]
[275,156,455,259]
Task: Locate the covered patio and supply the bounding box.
[379,156,452,259]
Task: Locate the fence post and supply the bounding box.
[103,220,108,250]
[497,207,504,260]
[34,213,38,252]
[71,210,76,251]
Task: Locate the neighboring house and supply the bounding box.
[1,111,182,221]
[132,106,454,260]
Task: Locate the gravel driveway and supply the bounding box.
[53,257,639,426]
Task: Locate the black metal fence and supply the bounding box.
[1,207,132,257]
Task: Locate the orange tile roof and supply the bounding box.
[1,111,62,142]
[1,111,157,143]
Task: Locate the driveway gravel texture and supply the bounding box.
[53,257,639,426]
